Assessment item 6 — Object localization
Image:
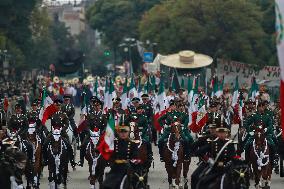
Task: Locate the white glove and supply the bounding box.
[264,128,268,133]
[208,158,214,166]
[249,131,255,136]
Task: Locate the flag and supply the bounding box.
[94,77,99,97]
[195,96,208,131]
[103,78,109,111]
[39,88,57,125]
[4,96,9,112]
[216,76,224,98]
[187,76,194,128]
[151,75,156,92]
[276,0,284,139]
[153,77,168,131]
[189,76,200,132]
[138,77,143,99]
[181,76,185,89]
[248,77,258,101]
[107,79,116,110]
[129,75,137,97]
[97,115,115,160]
[77,90,88,133]
[232,76,239,107]
[211,76,218,97]
[121,77,128,110]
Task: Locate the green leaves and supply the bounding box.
[139,0,277,66]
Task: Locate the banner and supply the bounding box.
[217,59,280,85]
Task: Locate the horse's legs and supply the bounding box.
[168,174,172,188]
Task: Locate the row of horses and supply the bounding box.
[5,120,284,189]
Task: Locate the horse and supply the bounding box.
[162,122,184,189]
[196,158,250,189]
[10,132,34,189]
[46,128,70,189]
[128,121,152,189]
[66,123,77,161]
[85,129,107,189]
[26,123,43,189]
[247,125,272,189]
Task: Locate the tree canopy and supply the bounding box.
[139,0,277,66]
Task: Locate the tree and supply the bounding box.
[86,0,161,48]
[139,0,274,66]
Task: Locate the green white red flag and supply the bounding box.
[97,114,115,160]
[39,87,57,125]
[276,0,284,139]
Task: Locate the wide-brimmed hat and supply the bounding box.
[160,50,213,69]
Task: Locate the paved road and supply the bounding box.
[36,109,284,189]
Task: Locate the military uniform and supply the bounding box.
[102,126,138,189]
[0,106,6,130]
[27,107,48,137]
[61,96,77,136]
[8,113,29,136]
[192,129,237,189]
[243,110,277,164]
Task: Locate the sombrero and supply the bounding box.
[160,50,213,69]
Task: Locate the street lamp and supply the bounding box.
[119,38,137,75]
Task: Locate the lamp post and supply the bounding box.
[119,38,137,75]
[145,40,158,57]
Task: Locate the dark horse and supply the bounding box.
[26,123,43,189]
[162,123,184,189]
[247,125,272,189]
[85,129,107,189]
[12,133,34,189]
[129,121,152,189]
[46,128,71,189]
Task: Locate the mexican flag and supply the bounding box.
[211,76,218,97]
[248,77,258,101]
[94,77,99,97]
[187,76,194,128]
[181,76,185,89]
[216,76,224,98]
[97,115,115,160]
[106,79,116,110]
[195,96,208,131]
[129,75,137,97]
[232,76,239,107]
[137,77,143,99]
[121,77,128,110]
[276,0,284,139]
[189,76,200,132]
[39,88,58,125]
[103,78,109,112]
[153,77,168,131]
[77,90,88,133]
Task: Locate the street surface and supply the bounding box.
[36,109,284,189]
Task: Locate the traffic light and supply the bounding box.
[104,50,111,56]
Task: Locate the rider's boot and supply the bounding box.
[274,153,280,174]
[147,142,153,161]
[183,141,190,161]
[78,146,86,167]
[158,142,164,162]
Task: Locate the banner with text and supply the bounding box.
[217,59,280,85]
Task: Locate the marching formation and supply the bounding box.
[0,74,282,189]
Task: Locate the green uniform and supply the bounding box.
[125,113,149,142]
[243,111,275,153]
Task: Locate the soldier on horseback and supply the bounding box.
[102,123,138,189]
[27,100,48,138]
[78,96,107,167]
[243,100,278,168]
[125,103,153,160]
[158,100,193,161]
[193,126,238,189]
[61,94,78,138]
[108,97,125,126]
[42,99,76,168]
[8,103,29,136]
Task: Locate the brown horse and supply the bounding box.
[129,121,151,189]
[46,128,69,189]
[248,125,272,189]
[26,123,43,189]
[85,129,107,189]
[162,123,184,189]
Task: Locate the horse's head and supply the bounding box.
[27,122,36,136]
[52,127,62,142]
[129,121,139,140]
[229,159,250,189]
[170,121,181,140]
[90,128,100,146]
